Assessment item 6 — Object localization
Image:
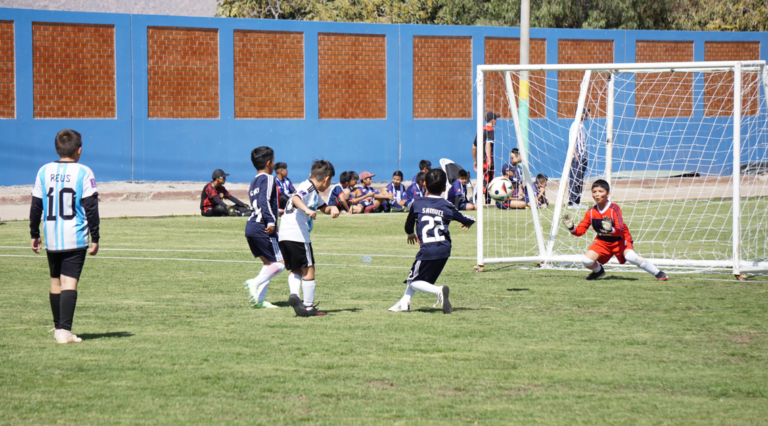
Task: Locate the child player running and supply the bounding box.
[279,160,340,317]
[388,169,476,314]
[561,179,668,281]
[243,146,285,309]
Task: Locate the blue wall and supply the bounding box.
[0,7,766,186]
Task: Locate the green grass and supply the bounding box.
[1,213,767,425]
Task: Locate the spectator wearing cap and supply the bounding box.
[355,171,394,214]
[473,111,500,204]
[568,108,590,207]
[200,169,250,217]
[274,162,296,212]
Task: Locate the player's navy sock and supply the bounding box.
[410,280,441,296]
[49,292,61,329]
[302,280,316,307]
[59,290,77,331]
[288,273,302,296]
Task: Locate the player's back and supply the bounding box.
[328,183,345,207]
[246,173,278,235]
[407,196,475,260]
[447,179,464,199]
[32,161,97,251]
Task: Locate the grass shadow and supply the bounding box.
[78,332,134,340]
[599,276,639,281]
[507,288,530,292]
[321,308,363,314]
[272,301,292,308]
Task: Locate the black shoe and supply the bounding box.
[655,271,669,281]
[289,294,310,317]
[584,266,606,280]
[304,304,326,316]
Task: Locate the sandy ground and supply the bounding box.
[1,176,766,221]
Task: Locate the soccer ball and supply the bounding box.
[487,178,512,201]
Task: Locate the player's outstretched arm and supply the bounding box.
[561,213,574,230]
[291,194,317,219]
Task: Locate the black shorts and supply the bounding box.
[279,241,315,271]
[246,235,283,263]
[47,249,87,280]
[404,257,448,285]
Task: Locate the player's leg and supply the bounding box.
[397,258,451,314]
[623,249,668,281]
[464,203,475,211]
[54,250,86,344]
[245,236,284,308]
[47,252,62,340]
[568,160,580,206]
[583,249,606,280]
[210,204,228,216]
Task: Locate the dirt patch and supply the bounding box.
[366,380,396,388]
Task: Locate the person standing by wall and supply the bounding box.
[568,109,589,207]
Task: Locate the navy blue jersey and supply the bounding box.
[387,182,407,203]
[405,196,476,260]
[276,176,295,196]
[446,179,467,208]
[404,182,425,206]
[328,183,348,208]
[245,173,279,238]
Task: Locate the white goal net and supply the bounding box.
[476,61,768,276]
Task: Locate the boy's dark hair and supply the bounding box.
[339,171,350,184]
[415,171,427,183]
[536,173,548,182]
[251,146,274,170]
[457,169,469,179]
[393,170,403,178]
[348,171,359,182]
[419,160,431,170]
[310,159,335,180]
[425,168,447,195]
[274,162,287,171]
[55,129,82,158]
[592,179,610,192]
[510,148,520,156]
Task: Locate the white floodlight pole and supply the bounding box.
[732,62,742,278]
[546,70,591,260]
[476,71,485,270]
[505,71,546,258]
[605,73,615,185]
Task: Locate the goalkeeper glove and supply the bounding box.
[602,217,613,234]
[561,213,574,230]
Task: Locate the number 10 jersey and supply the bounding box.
[405,195,476,260]
[32,162,98,251]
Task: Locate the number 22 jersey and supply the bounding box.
[405,195,476,260]
[32,162,98,252]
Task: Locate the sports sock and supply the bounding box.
[49,292,61,329]
[401,284,415,303]
[302,280,316,307]
[409,280,441,296]
[250,263,285,300]
[582,255,601,271]
[288,273,302,296]
[59,290,77,331]
[624,250,660,276]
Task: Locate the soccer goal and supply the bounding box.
[475,60,768,278]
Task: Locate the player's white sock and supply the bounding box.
[409,280,441,296]
[624,250,660,276]
[582,255,601,270]
[401,284,415,303]
[251,263,285,301]
[288,273,302,296]
[302,280,316,307]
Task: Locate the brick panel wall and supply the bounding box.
[635,41,694,118]
[234,30,304,119]
[413,36,472,119]
[704,41,760,117]
[484,37,546,119]
[147,27,219,119]
[0,21,14,118]
[557,39,613,118]
[319,33,386,119]
[32,23,115,119]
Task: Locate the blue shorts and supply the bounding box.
[246,235,283,263]
[404,257,448,285]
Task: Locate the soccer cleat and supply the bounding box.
[304,305,326,316]
[584,266,606,280]
[655,271,669,281]
[388,301,410,312]
[289,294,310,317]
[250,299,279,309]
[56,329,82,344]
[244,279,256,297]
[432,286,452,314]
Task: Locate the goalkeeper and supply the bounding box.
[560,179,668,281]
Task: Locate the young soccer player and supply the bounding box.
[328,171,353,214]
[411,160,431,184]
[447,169,475,211]
[388,168,476,314]
[279,160,340,317]
[344,171,366,214]
[497,162,526,210]
[385,171,408,212]
[561,179,669,281]
[274,162,296,211]
[200,169,250,216]
[243,147,285,309]
[358,171,394,214]
[403,171,426,208]
[525,174,549,209]
[29,129,100,344]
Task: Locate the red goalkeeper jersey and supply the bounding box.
[571,201,631,243]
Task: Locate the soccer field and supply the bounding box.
[1,213,767,424]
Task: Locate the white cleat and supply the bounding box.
[56,329,82,344]
[388,301,410,312]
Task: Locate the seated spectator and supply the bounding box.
[328,171,353,214]
[498,152,526,210]
[200,169,250,216]
[344,171,365,214]
[357,171,394,214]
[385,171,408,212]
[411,160,431,184]
[525,173,549,209]
[274,162,295,211]
[447,169,475,211]
[403,171,427,208]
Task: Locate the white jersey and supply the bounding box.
[32,162,97,251]
[279,180,326,243]
[569,120,587,161]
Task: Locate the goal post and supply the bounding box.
[475,60,768,277]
